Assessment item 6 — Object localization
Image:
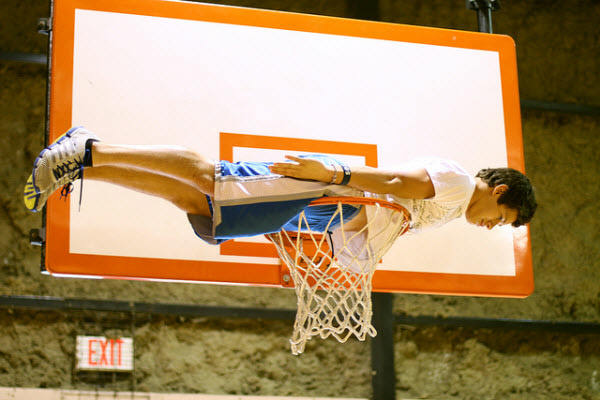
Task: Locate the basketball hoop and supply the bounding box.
[266,197,411,354]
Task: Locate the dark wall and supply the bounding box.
[1,1,599,398]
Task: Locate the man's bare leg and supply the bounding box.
[25,127,217,213]
[91,143,215,196]
[84,165,211,216]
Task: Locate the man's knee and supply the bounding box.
[171,191,210,216]
[191,158,215,196]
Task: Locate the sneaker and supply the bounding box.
[26,126,99,212]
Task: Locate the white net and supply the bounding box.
[267,197,410,355]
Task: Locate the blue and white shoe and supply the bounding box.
[25,126,99,212]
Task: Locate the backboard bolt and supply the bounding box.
[37,18,51,35]
[282,274,291,283]
[30,228,45,247]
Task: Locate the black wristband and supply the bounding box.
[340,163,351,185]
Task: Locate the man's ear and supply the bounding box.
[493,184,509,197]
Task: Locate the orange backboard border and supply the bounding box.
[44,0,532,297]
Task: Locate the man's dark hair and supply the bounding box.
[475,168,537,227]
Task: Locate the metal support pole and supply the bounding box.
[371,292,395,400]
[466,0,500,33]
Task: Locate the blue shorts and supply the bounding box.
[187,155,361,245]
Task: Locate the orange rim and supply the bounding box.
[267,196,412,289]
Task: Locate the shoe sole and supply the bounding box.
[24,174,41,212]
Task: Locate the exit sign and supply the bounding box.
[76,336,134,371]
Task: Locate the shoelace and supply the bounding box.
[55,159,85,211]
[52,157,83,180]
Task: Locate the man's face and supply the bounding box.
[465,184,518,230]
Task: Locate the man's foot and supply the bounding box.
[24,174,77,212]
[26,126,99,212]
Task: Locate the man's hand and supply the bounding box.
[269,155,334,183]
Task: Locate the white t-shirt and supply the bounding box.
[379,157,476,232]
[331,158,475,273]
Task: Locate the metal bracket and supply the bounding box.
[466,0,500,11]
[466,0,500,33]
[29,228,45,247]
[37,17,51,35]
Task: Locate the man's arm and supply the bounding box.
[269,155,435,199]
